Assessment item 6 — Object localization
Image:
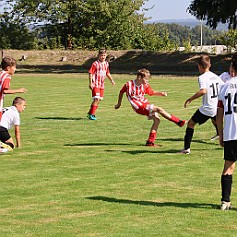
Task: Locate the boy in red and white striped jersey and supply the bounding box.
[0,57,27,121]
[87,49,115,120]
[114,68,186,146]
[217,57,237,210]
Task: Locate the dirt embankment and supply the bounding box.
[1,49,232,75]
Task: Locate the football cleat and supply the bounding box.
[177,120,186,127]
[88,114,97,121]
[220,201,232,211]
[0,142,13,151]
[178,148,190,154]
[211,134,219,141]
[0,148,9,154]
[146,141,161,147]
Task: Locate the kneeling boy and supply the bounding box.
[0,97,26,153]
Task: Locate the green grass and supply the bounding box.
[0,73,236,237]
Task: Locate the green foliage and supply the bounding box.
[48,36,64,49]
[0,0,177,51]
[0,0,150,50]
[182,38,192,52]
[162,23,223,47]
[0,0,231,50]
[0,14,35,49]
[188,0,237,29]
[219,29,237,52]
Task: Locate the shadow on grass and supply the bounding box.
[64,143,172,148]
[119,149,178,154]
[158,137,217,145]
[106,147,222,154]
[86,196,220,210]
[64,143,131,147]
[35,116,85,121]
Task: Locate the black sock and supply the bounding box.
[221,174,232,202]
[184,127,194,150]
[5,142,14,149]
[214,124,219,135]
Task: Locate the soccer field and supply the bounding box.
[0,73,236,237]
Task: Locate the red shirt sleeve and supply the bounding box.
[218,100,224,108]
[106,62,110,75]
[88,63,96,74]
[120,84,127,93]
[2,78,10,91]
[145,84,154,96]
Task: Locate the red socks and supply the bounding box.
[89,105,98,115]
[170,114,180,124]
[147,131,157,143]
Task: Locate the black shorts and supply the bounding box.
[0,126,10,142]
[191,109,216,125]
[224,140,237,162]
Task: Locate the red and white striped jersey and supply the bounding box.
[218,76,237,141]
[88,60,110,89]
[0,70,11,110]
[120,80,154,109]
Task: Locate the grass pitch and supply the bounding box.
[0,73,236,237]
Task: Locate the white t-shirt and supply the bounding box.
[220,72,231,83]
[218,76,237,141]
[198,71,224,117]
[0,106,20,130]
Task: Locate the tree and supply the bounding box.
[0,0,148,49]
[188,0,237,29]
[219,29,237,52]
[0,14,35,49]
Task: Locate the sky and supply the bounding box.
[140,0,196,21]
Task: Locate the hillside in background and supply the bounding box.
[146,19,228,31]
[2,49,232,75]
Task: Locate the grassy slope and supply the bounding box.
[2,49,233,75]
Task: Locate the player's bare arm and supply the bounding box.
[114,92,124,109]
[184,89,206,108]
[107,73,115,86]
[216,107,224,147]
[14,125,21,148]
[4,88,27,94]
[153,91,167,97]
[88,73,94,90]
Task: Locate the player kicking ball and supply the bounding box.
[114,68,186,146]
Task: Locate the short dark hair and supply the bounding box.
[98,49,106,55]
[198,55,211,69]
[1,56,17,70]
[12,97,25,106]
[231,59,237,72]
